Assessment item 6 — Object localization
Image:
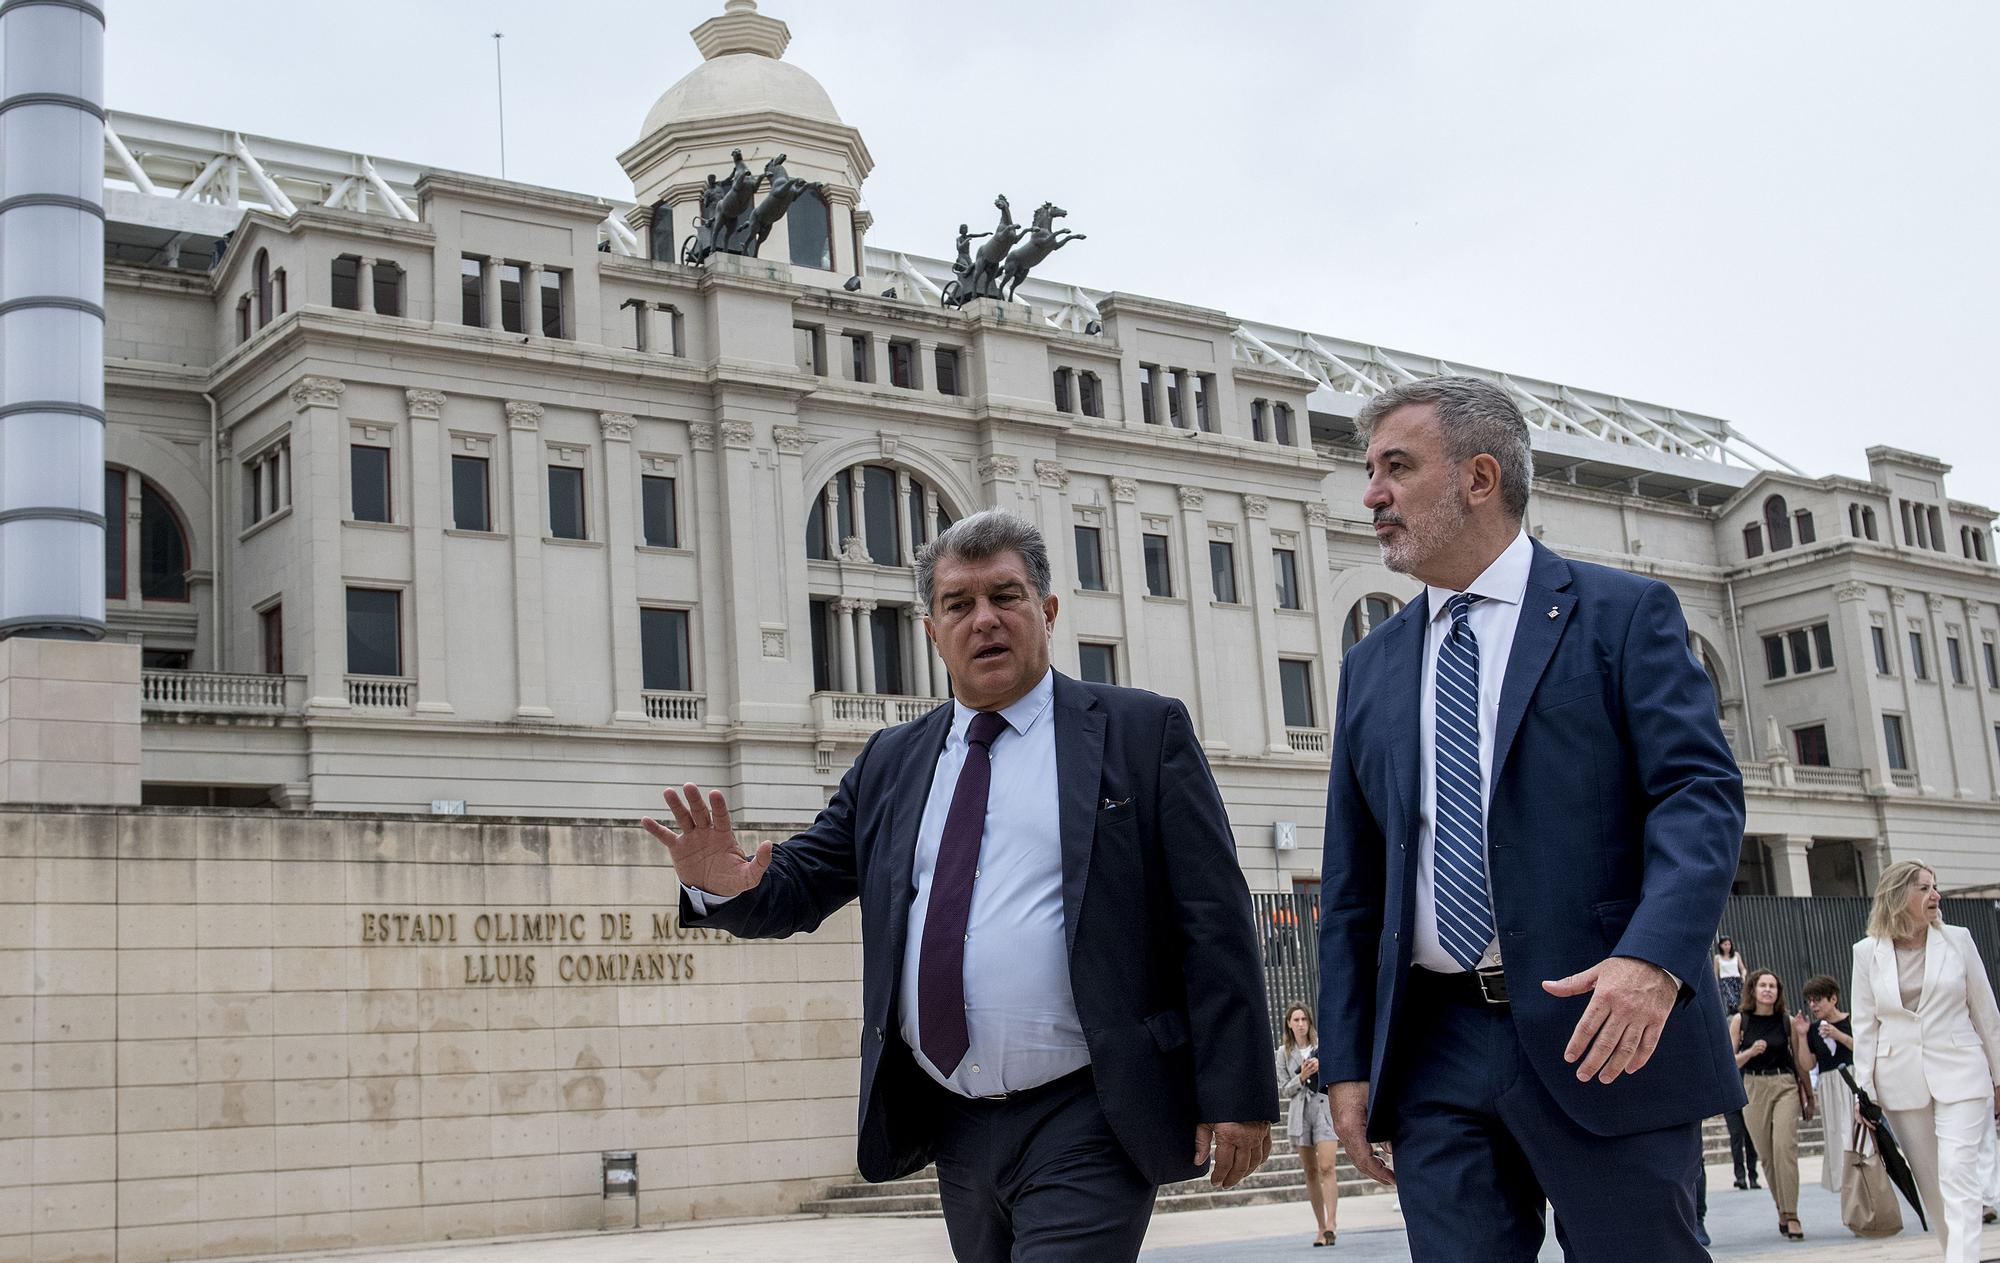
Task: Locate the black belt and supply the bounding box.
[1743,1067,1794,1077]
[1414,965,1510,1006]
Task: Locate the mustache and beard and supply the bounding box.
[1374,484,1469,575]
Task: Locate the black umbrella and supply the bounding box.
[1839,1066,1929,1231]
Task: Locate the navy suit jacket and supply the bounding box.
[1317,540,1747,1139]
[682,672,1277,1185]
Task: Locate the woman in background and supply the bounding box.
[1715,935,1746,1011]
[1277,1003,1341,1247]
[1732,968,1815,1239]
[1852,861,2000,1261]
[1715,935,1759,1190]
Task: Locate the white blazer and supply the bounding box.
[1851,923,2000,1110]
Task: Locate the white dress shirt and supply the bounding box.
[684,668,1087,1096]
[1414,530,1532,973]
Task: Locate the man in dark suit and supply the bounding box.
[643,509,1275,1263]
[1316,377,1745,1261]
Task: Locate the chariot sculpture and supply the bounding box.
[941,195,1086,308]
[682,149,827,265]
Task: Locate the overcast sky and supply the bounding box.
[108,1,2000,514]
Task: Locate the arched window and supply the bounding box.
[1762,495,1792,551]
[254,249,272,327]
[139,478,191,601]
[648,201,674,263]
[787,187,833,271]
[1341,594,1400,653]
[806,465,950,565]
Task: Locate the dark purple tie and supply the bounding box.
[917,709,1008,1075]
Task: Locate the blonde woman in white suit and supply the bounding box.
[1852,860,2000,1261]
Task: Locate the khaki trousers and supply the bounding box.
[1883,1096,1988,1263]
[1741,1073,1801,1219]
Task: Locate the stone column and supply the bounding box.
[640,303,660,354]
[483,258,503,331]
[1243,496,1292,752]
[1034,460,1079,674]
[854,601,877,694]
[894,469,914,565]
[1108,478,1149,687]
[1177,485,1226,751]
[359,257,377,314]
[275,442,291,511]
[1924,592,1967,796]
[1303,503,1342,725]
[824,470,844,552]
[905,606,929,697]
[834,598,859,693]
[1769,836,1814,896]
[506,401,553,719]
[923,484,940,547]
[600,412,647,724]
[523,263,543,339]
[291,377,351,712]
[1174,370,1192,428]
[848,466,868,557]
[405,389,453,716]
[120,468,141,606]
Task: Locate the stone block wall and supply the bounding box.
[0,806,862,1263]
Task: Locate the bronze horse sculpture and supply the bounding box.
[942,195,1036,307]
[747,155,826,258]
[682,148,820,264]
[998,202,1085,302]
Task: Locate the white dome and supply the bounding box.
[641,52,841,136]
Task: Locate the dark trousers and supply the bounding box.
[927,1068,1156,1263]
[1386,971,1709,1263]
[1723,1108,1759,1183]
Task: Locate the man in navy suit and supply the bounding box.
[1316,377,1745,1260]
[643,509,1275,1263]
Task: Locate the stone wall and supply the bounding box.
[0,806,862,1263]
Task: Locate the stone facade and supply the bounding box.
[0,805,860,1263]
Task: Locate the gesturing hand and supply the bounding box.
[1329,1080,1395,1187]
[1195,1121,1270,1188]
[640,782,773,897]
[1542,955,1679,1084]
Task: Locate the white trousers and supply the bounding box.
[1883,1096,1989,1263]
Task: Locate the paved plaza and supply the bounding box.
[234,1160,1979,1263]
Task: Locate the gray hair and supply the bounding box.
[915,508,1051,613]
[1354,375,1533,520]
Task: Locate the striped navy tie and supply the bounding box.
[1433,593,1495,970]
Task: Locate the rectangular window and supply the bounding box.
[345,588,401,677]
[1275,403,1295,447]
[1078,642,1117,686]
[1166,374,1182,427]
[539,270,565,338]
[1274,548,1300,610]
[642,475,678,548]
[1872,625,1891,675]
[1883,714,1909,771]
[863,466,898,566]
[1053,368,1074,414]
[350,445,391,523]
[104,467,125,599]
[935,347,961,397]
[1796,511,1816,545]
[331,255,360,310]
[1279,659,1315,728]
[1078,372,1103,418]
[1209,540,1238,603]
[809,598,832,692]
[498,263,525,333]
[888,340,917,390]
[460,256,483,326]
[548,465,586,540]
[1793,724,1830,766]
[848,333,872,383]
[374,261,404,317]
[260,604,283,675]
[869,607,905,695]
[1195,374,1214,432]
[1140,364,1159,424]
[1812,622,1834,670]
[1074,525,1106,591]
[794,324,825,376]
[1910,630,1928,680]
[1762,634,1788,681]
[1143,533,1172,597]
[1985,641,1998,689]
[1786,628,1810,675]
[1947,635,1966,684]
[640,607,692,692]
[1251,399,1267,443]
[450,455,490,532]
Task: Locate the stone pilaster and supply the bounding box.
[1242,496,1291,752]
[600,412,647,724]
[1108,477,1148,687]
[406,389,453,716]
[505,400,553,718]
[291,376,351,712]
[1177,484,1225,751]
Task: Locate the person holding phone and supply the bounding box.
[1278,1003,1341,1247]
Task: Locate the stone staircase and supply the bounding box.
[801,1116,1825,1218]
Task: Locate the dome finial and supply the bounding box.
[692,0,789,60]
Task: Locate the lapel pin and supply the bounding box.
[1547,607,1560,619]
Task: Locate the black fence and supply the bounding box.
[1254,891,2000,1043]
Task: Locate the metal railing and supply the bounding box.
[1286,728,1329,756]
[642,691,704,723]
[346,676,413,711]
[141,669,299,714]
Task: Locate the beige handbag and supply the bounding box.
[1841,1121,1903,1238]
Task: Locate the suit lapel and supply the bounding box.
[1919,923,1946,1011]
[1490,541,1577,791]
[1876,937,1907,1015]
[1053,673,1105,956]
[1380,595,1429,827]
[881,703,953,970]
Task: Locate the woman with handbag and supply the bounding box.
[1852,860,2000,1261]
[1732,968,1817,1239]
[1277,1003,1340,1247]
